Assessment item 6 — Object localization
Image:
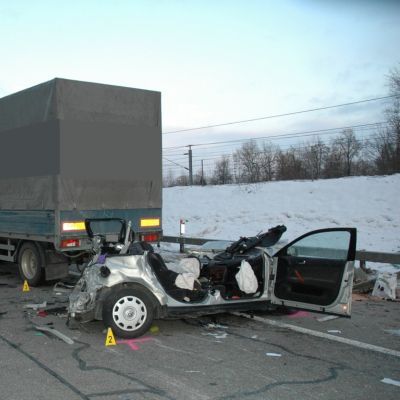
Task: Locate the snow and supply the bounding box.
[163,174,400,272]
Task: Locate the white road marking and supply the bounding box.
[232,312,400,358]
[381,378,400,387]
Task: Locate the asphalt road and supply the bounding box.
[0,262,399,400]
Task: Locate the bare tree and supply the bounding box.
[369,127,398,174]
[275,147,305,180]
[259,141,278,181]
[193,169,207,185]
[163,169,176,187]
[385,67,400,172]
[234,140,261,183]
[174,174,189,186]
[334,128,361,176]
[212,155,233,185]
[301,137,327,180]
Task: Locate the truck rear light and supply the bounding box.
[62,221,86,232]
[140,233,159,242]
[61,239,81,248]
[140,218,160,228]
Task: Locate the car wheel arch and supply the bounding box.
[96,282,163,320]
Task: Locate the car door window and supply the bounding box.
[287,230,351,260]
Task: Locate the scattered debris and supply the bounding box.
[185,370,201,373]
[54,282,75,290]
[43,305,68,315]
[203,332,228,340]
[353,278,376,293]
[24,301,47,310]
[352,293,370,302]
[53,282,74,294]
[35,325,74,345]
[150,325,160,334]
[327,330,342,334]
[384,329,400,337]
[266,353,282,357]
[317,315,339,322]
[251,335,258,339]
[37,310,48,318]
[372,272,397,300]
[206,323,228,329]
[381,378,400,387]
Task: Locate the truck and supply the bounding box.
[0,78,162,285]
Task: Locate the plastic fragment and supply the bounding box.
[317,315,339,322]
[24,301,47,310]
[37,310,48,317]
[35,325,74,345]
[266,353,282,357]
[206,323,228,329]
[203,332,228,339]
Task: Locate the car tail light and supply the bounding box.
[62,221,86,232]
[61,239,81,248]
[140,233,159,242]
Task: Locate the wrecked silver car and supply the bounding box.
[68,219,356,338]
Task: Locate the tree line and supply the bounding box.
[164,68,400,187]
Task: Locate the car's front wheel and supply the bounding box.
[102,285,156,338]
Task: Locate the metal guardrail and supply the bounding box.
[161,235,400,265]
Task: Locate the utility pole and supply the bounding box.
[185,145,193,185]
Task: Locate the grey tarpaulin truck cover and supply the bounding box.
[0,78,162,283]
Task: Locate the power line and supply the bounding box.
[162,124,385,170]
[162,95,396,135]
[162,121,387,153]
[162,157,188,170]
[162,130,394,173]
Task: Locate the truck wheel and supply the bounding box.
[102,286,155,339]
[18,242,44,286]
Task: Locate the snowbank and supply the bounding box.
[163,175,400,260]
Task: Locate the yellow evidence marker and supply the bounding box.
[22,280,30,292]
[105,327,117,346]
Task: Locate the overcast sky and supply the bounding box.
[1,0,399,169]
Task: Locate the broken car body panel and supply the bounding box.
[270,228,356,316]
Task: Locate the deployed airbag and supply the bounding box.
[175,273,197,290]
[235,260,258,294]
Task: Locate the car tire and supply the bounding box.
[102,285,156,339]
[18,242,45,286]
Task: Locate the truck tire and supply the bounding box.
[18,242,45,286]
[102,285,155,339]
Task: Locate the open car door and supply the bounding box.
[270,228,357,316]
